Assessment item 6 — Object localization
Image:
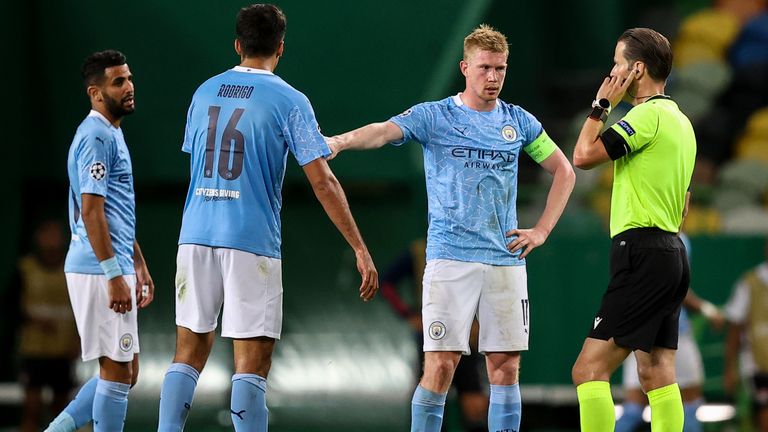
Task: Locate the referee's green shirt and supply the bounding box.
[600,96,696,238]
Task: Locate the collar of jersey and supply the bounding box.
[232,66,274,75]
[88,110,117,130]
[452,93,499,113]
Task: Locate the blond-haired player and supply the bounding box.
[328,24,575,432]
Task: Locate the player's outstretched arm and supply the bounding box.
[133,241,154,308]
[506,148,575,259]
[326,121,404,160]
[81,193,132,314]
[303,158,379,301]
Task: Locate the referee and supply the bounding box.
[571,28,696,432]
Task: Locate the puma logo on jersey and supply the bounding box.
[232,409,246,420]
[593,317,603,329]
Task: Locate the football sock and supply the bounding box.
[93,379,130,432]
[411,385,447,432]
[45,376,98,432]
[488,383,521,432]
[683,399,702,432]
[577,381,615,432]
[615,401,644,432]
[648,383,684,432]
[158,363,200,432]
[230,373,268,431]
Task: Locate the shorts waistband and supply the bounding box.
[613,227,677,241]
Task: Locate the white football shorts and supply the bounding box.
[622,331,704,389]
[65,273,139,362]
[175,244,283,339]
[421,259,529,354]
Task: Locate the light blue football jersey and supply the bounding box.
[178,67,331,258]
[390,94,555,266]
[65,110,136,275]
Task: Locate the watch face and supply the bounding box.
[598,98,611,109]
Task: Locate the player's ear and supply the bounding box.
[276,41,284,58]
[86,85,101,102]
[460,60,469,77]
[234,39,242,56]
[633,62,644,79]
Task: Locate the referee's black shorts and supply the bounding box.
[588,227,690,353]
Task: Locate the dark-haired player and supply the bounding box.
[156,4,377,431]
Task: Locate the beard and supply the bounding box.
[103,94,135,119]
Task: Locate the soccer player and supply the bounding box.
[571,28,696,432]
[156,4,378,431]
[328,24,575,432]
[46,50,155,432]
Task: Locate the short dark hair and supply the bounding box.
[619,28,673,81]
[236,4,286,58]
[81,50,127,88]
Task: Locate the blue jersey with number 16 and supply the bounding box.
[178,66,331,258]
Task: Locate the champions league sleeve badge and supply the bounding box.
[89,161,107,181]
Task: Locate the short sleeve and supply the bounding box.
[723,281,750,324]
[517,107,544,146]
[388,103,431,146]
[181,100,195,154]
[283,95,331,166]
[602,103,658,159]
[76,131,113,197]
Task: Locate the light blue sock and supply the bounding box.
[93,379,130,432]
[411,385,447,432]
[683,399,703,432]
[488,383,522,432]
[230,373,268,431]
[158,363,200,432]
[45,376,98,432]
[615,401,644,432]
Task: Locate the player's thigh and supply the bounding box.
[422,259,484,355]
[65,273,139,363]
[175,244,225,334]
[676,333,704,389]
[219,249,283,339]
[477,264,528,353]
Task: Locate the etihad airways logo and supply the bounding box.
[451,147,516,170]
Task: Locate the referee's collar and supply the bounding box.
[232,66,274,75]
[88,110,117,129]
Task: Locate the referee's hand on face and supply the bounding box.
[107,276,133,314]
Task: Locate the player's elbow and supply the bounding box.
[310,173,340,197]
[572,153,597,170]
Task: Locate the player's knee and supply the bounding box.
[488,361,519,384]
[424,356,459,381]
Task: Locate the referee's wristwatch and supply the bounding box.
[588,98,611,122]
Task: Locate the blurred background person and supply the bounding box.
[723,239,768,432]
[616,233,726,432]
[11,219,79,432]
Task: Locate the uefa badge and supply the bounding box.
[120,333,133,352]
[428,321,446,340]
[89,161,107,181]
[501,125,517,142]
